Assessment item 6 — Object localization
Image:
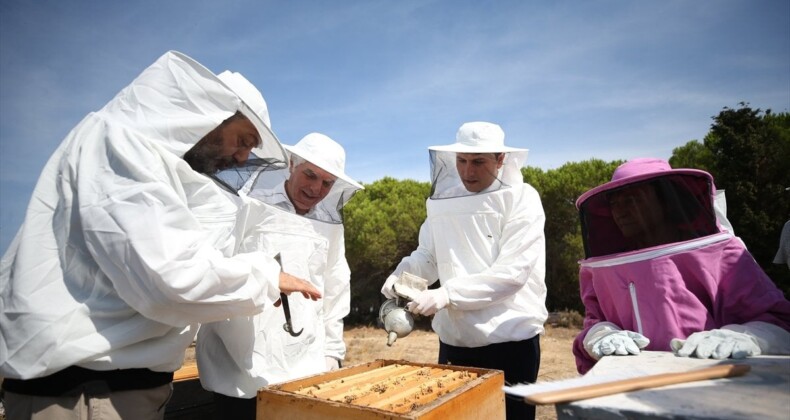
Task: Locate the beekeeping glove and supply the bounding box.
[670,322,790,359]
[406,288,449,316]
[584,322,650,360]
[325,357,340,371]
[381,274,399,299]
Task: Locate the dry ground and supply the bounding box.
[343,325,581,420]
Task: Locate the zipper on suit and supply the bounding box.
[629,282,643,335]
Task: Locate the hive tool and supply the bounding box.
[275,253,303,337]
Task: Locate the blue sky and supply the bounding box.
[1,0,788,255]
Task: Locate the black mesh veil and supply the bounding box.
[210,153,288,195]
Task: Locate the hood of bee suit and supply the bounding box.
[427,121,528,199]
[576,158,720,258]
[217,70,272,130]
[245,132,363,224]
[98,51,286,163]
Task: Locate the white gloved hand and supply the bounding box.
[406,288,449,316]
[380,274,399,299]
[588,330,650,360]
[325,357,340,371]
[671,329,761,359]
[381,274,398,299]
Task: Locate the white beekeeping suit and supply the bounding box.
[381,121,547,420]
[383,122,548,347]
[0,51,288,380]
[197,133,363,397]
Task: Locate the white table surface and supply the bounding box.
[556,351,790,420]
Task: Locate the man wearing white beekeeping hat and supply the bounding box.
[197,132,363,419]
[381,121,548,420]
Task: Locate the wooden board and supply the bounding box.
[173,362,199,382]
[257,359,504,419]
[525,364,750,405]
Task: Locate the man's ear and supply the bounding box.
[497,153,505,169]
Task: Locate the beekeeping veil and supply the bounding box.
[209,70,288,193]
[428,122,528,199]
[576,158,722,258]
[245,133,363,223]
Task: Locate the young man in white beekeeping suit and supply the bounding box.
[381,121,548,420]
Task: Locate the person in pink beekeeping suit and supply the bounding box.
[572,158,790,374]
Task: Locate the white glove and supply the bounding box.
[584,323,650,360]
[381,274,399,299]
[671,329,761,359]
[406,288,449,316]
[325,357,340,371]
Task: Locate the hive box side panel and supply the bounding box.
[257,390,412,420]
[415,370,505,420]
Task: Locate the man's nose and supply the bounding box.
[307,179,323,193]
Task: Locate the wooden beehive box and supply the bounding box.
[257,359,505,419]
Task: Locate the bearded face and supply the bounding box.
[184,112,260,174]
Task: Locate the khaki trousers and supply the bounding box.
[2,383,173,420]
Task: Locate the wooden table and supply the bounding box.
[556,351,790,420]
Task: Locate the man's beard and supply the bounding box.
[183,127,234,175]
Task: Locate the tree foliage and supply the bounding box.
[343,177,430,324]
[669,140,714,172]
[523,160,622,312]
[670,104,790,291]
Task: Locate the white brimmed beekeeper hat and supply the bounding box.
[429,121,526,153]
[285,133,363,190]
[426,121,528,198]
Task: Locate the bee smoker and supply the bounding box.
[378,298,415,346]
